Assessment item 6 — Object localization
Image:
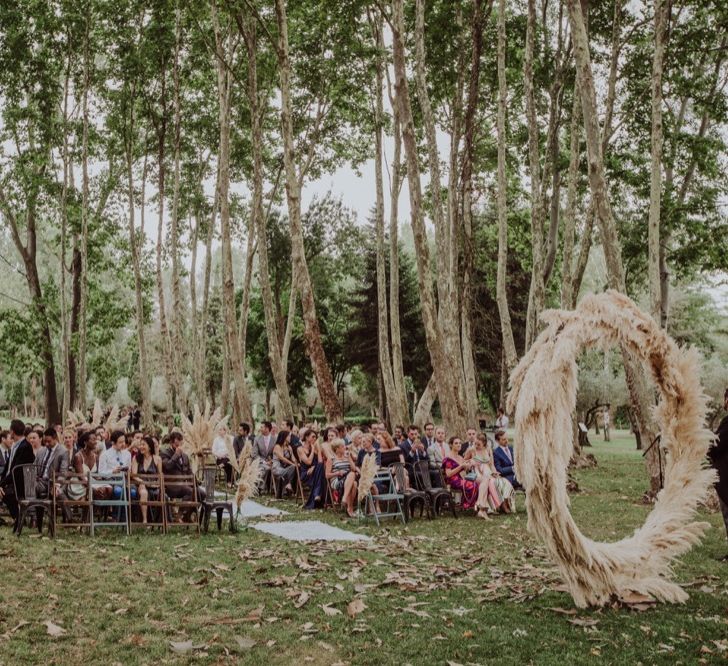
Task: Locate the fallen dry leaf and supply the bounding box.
[170,640,206,654]
[235,637,256,650]
[347,599,366,618]
[294,592,311,609]
[568,617,600,628]
[546,607,577,616]
[321,604,342,617]
[43,621,66,638]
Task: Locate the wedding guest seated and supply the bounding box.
[161,432,205,520]
[400,425,429,467]
[26,429,43,459]
[131,436,163,524]
[35,428,69,499]
[347,429,363,467]
[427,427,450,487]
[212,424,234,486]
[253,421,276,486]
[326,439,357,518]
[493,429,522,489]
[233,422,251,458]
[0,430,11,478]
[355,433,381,469]
[272,431,297,496]
[442,438,480,510]
[467,432,514,517]
[98,430,138,505]
[298,428,325,509]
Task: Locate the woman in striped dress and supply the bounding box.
[325,439,357,517]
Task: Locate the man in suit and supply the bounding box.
[35,428,69,499]
[493,429,522,489]
[420,422,435,451]
[233,422,251,458]
[0,419,35,532]
[0,430,11,479]
[161,432,205,521]
[427,426,449,488]
[253,421,276,490]
[708,387,728,561]
[399,425,429,486]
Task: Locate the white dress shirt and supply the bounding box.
[98,447,132,475]
[212,436,229,458]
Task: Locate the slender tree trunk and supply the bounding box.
[412,0,467,421]
[391,0,467,434]
[523,0,546,352]
[77,13,91,410]
[170,8,185,411]
[495,0,518,374]
[211,2,253,424]
[239,16,294,420]
[370,14,406,430]
[60,54,72,420]
[561,87,581,309]
[387,107,410,423]
[648,0,668,324]
[567,0,660,495]
[460,0,491,426]
[413,374,436,429]
[274,0,342,422]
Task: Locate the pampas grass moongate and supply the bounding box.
[506,290,716,608]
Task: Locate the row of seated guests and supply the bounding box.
[214,418,521,520]
[0,419,207,530]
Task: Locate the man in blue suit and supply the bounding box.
[493,429,522,490]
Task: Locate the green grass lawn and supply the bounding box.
[1,430,727,665]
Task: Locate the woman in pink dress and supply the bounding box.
[442,439,479,509]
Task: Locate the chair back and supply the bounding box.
[201,467,216,500]
[413,460,432,491]
[387,462,405,491]
[16,464,37,500]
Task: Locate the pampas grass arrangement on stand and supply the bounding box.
[180,403,229,475]
[507,290,716,608]
[357,453,378,517]
[234,455,263,521]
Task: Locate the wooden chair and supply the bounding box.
[389,462,430,521]
[52,471,93,535]
[162,474,200,534]
[360,468,405,526]
[15,464,54,537]
[90,471,131,535]
[412,461,457,518]
[130,473,166,533]
[200,466,236,533]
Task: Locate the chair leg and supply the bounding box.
[36,506,45,534]
[16,506,26,536]
[216,507,224,531]
[229,505,236,533]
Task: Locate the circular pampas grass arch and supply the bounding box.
[506,291,716,608]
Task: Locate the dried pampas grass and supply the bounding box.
[235,456,263,516]
[357,453,378,505]
[507,290,716,608]
[181,403,230,474]
[67,399,123,432]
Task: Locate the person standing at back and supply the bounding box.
[709,388,728,561]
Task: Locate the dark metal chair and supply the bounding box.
[201,466,236,533]
[389,462,431,521]
[15,464,54,537]
[412,461,457,518]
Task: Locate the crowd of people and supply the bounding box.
[0,410,521,530]
[211,417,521,519]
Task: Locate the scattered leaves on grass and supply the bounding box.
[568,617,600,628]
[546,607,577,616]
[293,591,311,609]
[43,620,66,638]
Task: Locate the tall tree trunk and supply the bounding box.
[561,86,581,309]
[238,15,294,420]
[370,13,406,430]
[566,0,660,495]
[413,374,436,429]
[413,0,467,418]
[387,107,409,424]
[391,0,467,435]
[274,0,342,422]
[460,0,491,426]
[77,13,90,410]
[523,0,546,352]
[648,0,668,324]
[495,0,519,374]
[60,52,72,420]
[154,61,176,415]
[169,8,185,411]
[211,2,253,424]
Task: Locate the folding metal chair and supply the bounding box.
[360,468,405,526]
[130,473,166,533]
[162,474,201,534]
[52,471,93,535]
[90,471,131,535]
